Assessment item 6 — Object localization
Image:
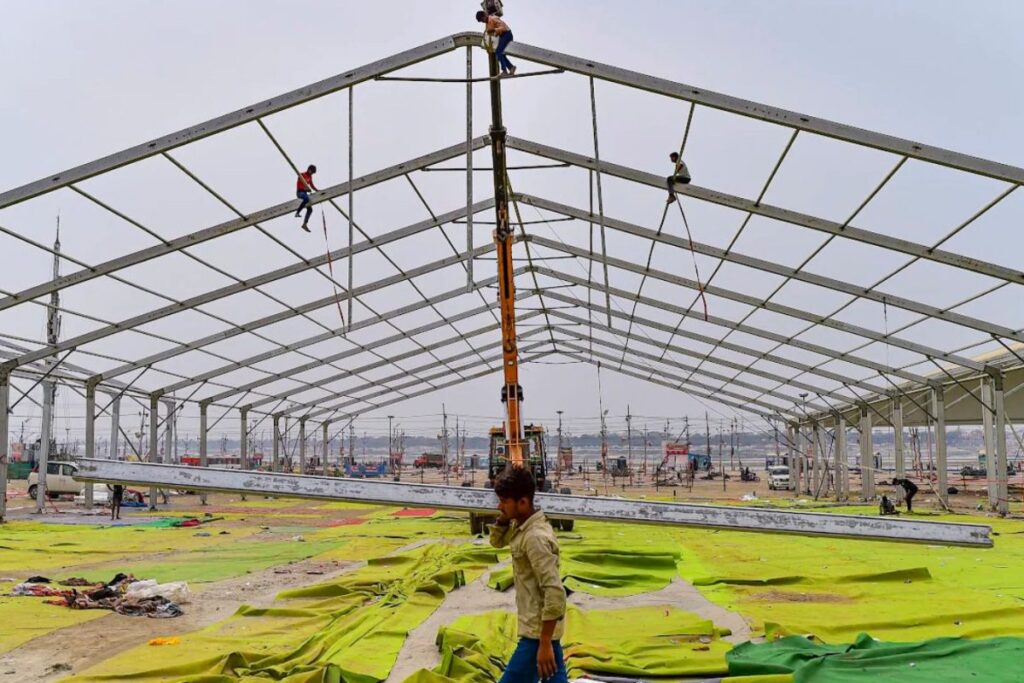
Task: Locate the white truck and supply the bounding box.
[767,465,791,490]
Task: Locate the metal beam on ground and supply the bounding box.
[0,35,466,209]
[519,194,1024,344]
[76,459,993,546]
[485,39,1024,185]
[505,138,1024,286]
[530,238,984,372]
[4,199,494,371]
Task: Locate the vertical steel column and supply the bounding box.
[994,373,1009,516]
[932,387,948,507]
[322,421,329,475]
[109,394,120,460]
[786,423,796,492]
[981,378,996,508]
[893,397,905,479]
[814,421,827,496]
[163,400,175,465]
[588,76,613,327]
[36,379,54,513]
[347,87,354,332]
[273,415,281,473]
[299,418,307,474]
[803,425,812,495]
[239,407,248,502]
[466,45,474,293]
[835,415,848,501]
[84,382,96,508]
[148,394,159,510]
[0,371,9,522]
[860,406,874,500]
[199,402,209,506]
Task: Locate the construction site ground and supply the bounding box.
[1,473,1022,682]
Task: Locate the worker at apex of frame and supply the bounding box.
[295,164,318,232]
[477,5,517,77]
[666,151,692,204]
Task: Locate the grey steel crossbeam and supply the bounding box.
[470,37,1024,186]
[3,199,493,371]
[75,459,992,546]
[556,329,823,412]
[529,237,984,372]
[275,334,552,420]
[560,349,777,421]
[196,284,528,404]
[244,311,543,410]
[103,243,504,387]
[521,194,1024,344]
[560,339,799,417]
[505,137,1024,286]
[0,138,488,317]
[549,310,857,405]
[537,271,930,387]
[0,36,465,209]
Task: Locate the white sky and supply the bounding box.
[2,1,1022,445]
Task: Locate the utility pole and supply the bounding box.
[36,221,62,514]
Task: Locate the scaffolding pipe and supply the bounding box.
[299,418,307,475]
[860,407,874,500]
[982,378,996,508]
[84,383,96,508]
[199,402,209,506]
[893,397,905,479]
[994,373,1009,516]
[148,394,159,510]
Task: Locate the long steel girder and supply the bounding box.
[2,199,494,372]
[506,138,1024,287]
[528,236,983,372]
[75,459,993,546]
[535,273,929,388]
[547,309,857,405]
[519,194,1024,345]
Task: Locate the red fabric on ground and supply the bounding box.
[392,508,437,517]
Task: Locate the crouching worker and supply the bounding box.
[666,151,691,203]
[490,466,569,682]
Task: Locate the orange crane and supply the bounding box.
[484,46,524,469]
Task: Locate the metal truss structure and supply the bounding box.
[2,32,1022,521]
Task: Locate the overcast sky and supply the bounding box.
[2,1,1022,446]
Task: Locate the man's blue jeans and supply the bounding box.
[296,190,312,222]
[496,32,515,73]
[499,638,568,683]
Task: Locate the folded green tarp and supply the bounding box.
[728,633,1024,682]
[404,605,733,681]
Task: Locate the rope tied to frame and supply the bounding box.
[667,197,709,321]
[321,210,346,329]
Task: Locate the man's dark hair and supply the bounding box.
[669,152,679,161]
[307,164,317,173]
[476,10,487,22]
[494,465,536,502]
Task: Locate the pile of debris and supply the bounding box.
[9,573,189,618]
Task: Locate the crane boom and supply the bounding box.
[485,49,524,467]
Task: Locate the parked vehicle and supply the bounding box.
[413,452,446,469]
[767,465,790,491]
[27,461,83,499]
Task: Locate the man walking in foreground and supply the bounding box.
[490,466,568,681]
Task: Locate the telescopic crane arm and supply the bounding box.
[485,48,524,468]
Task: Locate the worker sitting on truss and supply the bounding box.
[294,164,318,232]
[476,11,517,77]
[490,466,568,682]
[666,151,691,203]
